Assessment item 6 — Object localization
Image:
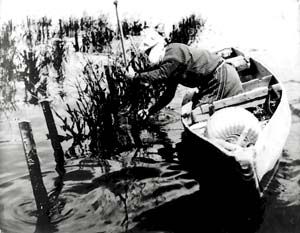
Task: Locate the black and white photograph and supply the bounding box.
[0,0,300,232]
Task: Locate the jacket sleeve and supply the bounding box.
[135,60,181,84]
[148,81,178,115]
[133,59,185,114]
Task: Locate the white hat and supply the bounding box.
[139,28,165,53]
[139,28,166,64]
[155,23,165,36]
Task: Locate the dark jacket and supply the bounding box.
[135,43,242,114]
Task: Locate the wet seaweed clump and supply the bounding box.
[54,52,165,160]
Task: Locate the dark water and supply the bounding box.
[0,109,201,233]
[1,104,300,233]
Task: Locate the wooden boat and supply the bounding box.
[180,48,291,202]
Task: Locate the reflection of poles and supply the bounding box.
[114,0,127,66]
[118,187,129,231]
[40,99,66,177]
[19,121,50,215]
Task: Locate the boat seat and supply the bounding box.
[216,48,234,59]
[242,75,273,92]
[226,55,251,72]
[190,83,281,123]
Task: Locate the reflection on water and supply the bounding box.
[1,92,300,233]
[0,157,199,233]
[0,108,268,233]
[0,160,266,233]
[0,109,198,233]
[1,87,300,233]
[257,152,300,233]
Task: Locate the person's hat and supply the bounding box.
[155,23,165,36]
[139,28,165,53]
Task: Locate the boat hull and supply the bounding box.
[180,49,291,197]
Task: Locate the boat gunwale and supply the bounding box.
[181,48,291,188]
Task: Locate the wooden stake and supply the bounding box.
[40,99,66,177]
[19,121,50,215]
[114,0,127,66]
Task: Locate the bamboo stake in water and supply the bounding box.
[114,0,127,66]
[19,120,50,215]
[40,99,66,177]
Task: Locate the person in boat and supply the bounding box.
[127,28,244,120]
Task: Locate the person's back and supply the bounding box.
[127,29,243,119]
[164,43,223,80]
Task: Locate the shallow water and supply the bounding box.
[0,158,199,233]
[1,84,299,233]
[0,109,203,233]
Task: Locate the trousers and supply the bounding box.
[193,63,244,107]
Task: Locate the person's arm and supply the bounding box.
[148,81,177,115]
[135,60,184,118]
[137,82,177,120]
[135,60,181,84]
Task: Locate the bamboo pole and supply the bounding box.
[40,99,66,177]
[114,0,127,66]
[19,121,50,215]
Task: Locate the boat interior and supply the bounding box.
[183,48,282,137]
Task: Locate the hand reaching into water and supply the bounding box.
[124,65,136,79]
[137,109,150,120]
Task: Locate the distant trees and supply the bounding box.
[37,16,52,43]
[57,15,115,53]
[121,19,145,38]
[51,38,67,98]
[168,14,206,45]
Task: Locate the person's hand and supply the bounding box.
[137,109,150,120]
[125,65,135,79]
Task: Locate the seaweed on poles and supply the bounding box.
[37,16,52,43]
[54,61,124,159]
[19,48,51,104]
[0,22,18,115]
[168,14,206,45]
[53,50,171,160]
[54,56,131,159]
[51,37,67,98]
[18,20,53,105]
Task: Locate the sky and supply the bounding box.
[0,0,294,22]
[0,0,297,25]
[0,0,297,28]
[0,0,299,51]
[0,0,208,25]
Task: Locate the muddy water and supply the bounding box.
[0,109,203,233]
[0,155,199,233]
[1,81,299,233]
[0,104,265,233]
